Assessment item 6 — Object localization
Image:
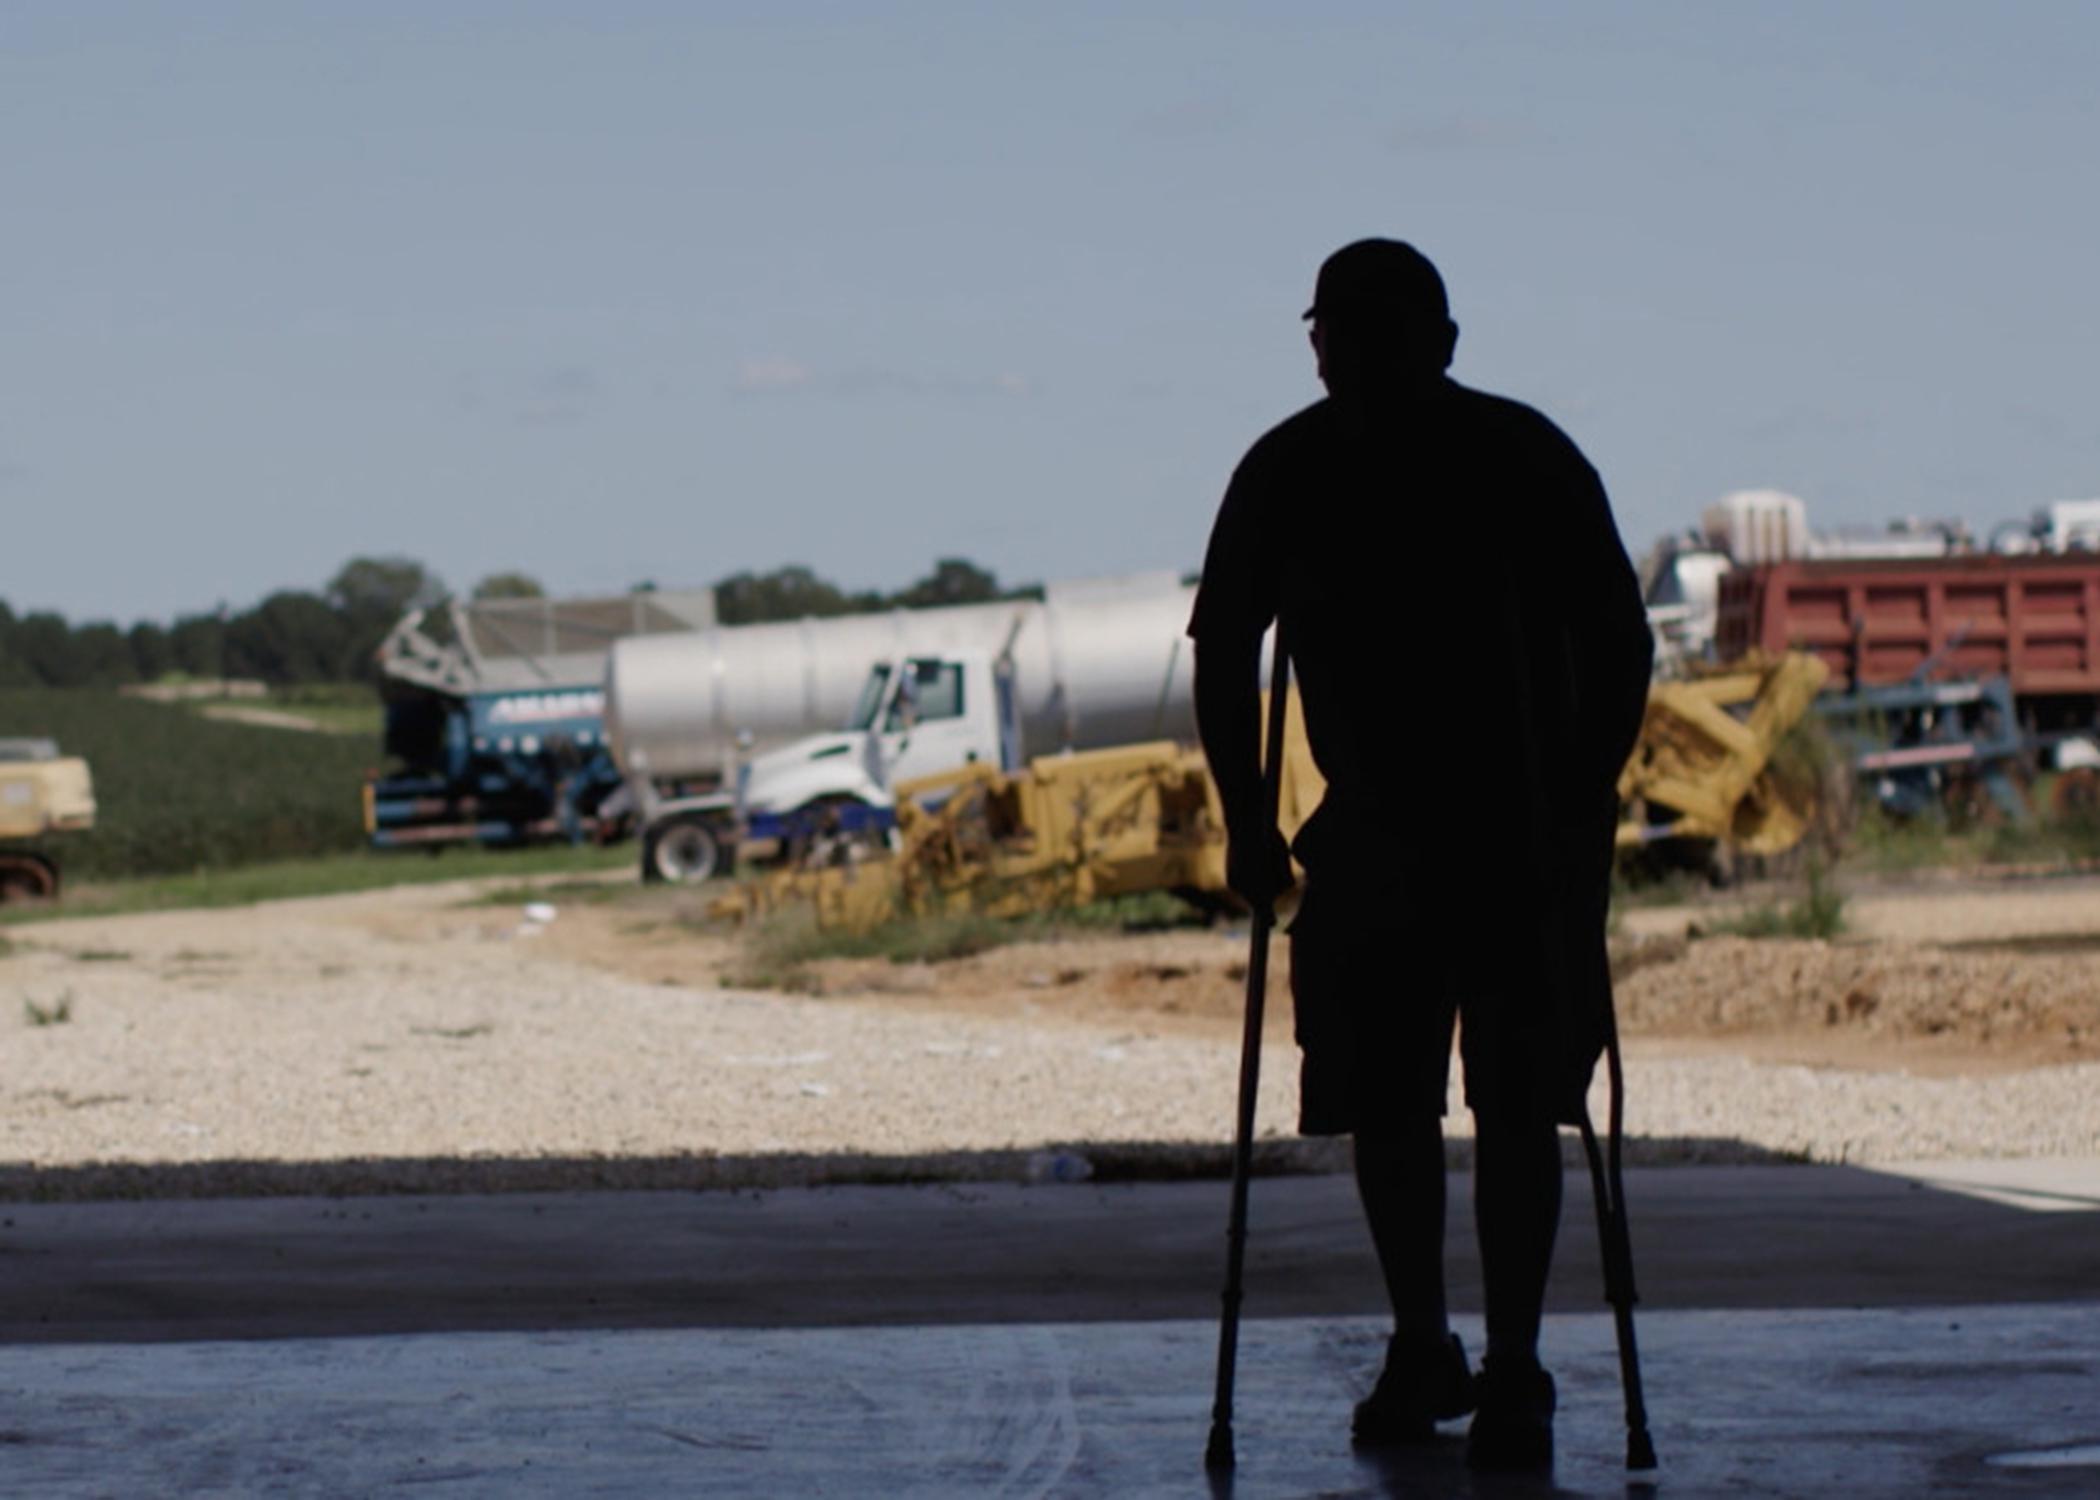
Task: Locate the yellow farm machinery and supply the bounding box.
[717,652,1833,932]
[1615,652,1831,857]
[716,691,1324,931]
[0,739,97,903]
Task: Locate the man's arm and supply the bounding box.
[1565,460,1654,793]
[1194,634,1265,839]
[1189,457,1294,910]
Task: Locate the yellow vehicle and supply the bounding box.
[0,739,97,902]
[717,691,1322,931]
[721,653,1831,932]
[1614,652,1830,858]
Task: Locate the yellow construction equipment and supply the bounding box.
[0,740,96,902]
[717,652,1830,931]
[1614,651,1830,855]
[716,691,1322,931]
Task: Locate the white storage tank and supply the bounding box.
[1701,490,1809,566]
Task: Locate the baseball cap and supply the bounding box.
[1302,239,1449,323]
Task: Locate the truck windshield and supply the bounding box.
[888,658,964,729]
[851,664,893,730]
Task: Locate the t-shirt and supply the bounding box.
[1187,377,1651,871]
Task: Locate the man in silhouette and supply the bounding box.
[1189,240,1652,1471]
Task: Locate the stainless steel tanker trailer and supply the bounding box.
[604,572,1212,881]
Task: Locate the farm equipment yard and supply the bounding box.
[10,866,2100,1196]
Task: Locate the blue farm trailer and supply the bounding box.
[366,589,717,849]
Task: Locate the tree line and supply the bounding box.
[0,556,1032,689]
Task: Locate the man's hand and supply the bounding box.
[1227,822,1295,917]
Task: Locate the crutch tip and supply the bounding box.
[1204,1424,1236,1473]
[1627,1428,1658,1471]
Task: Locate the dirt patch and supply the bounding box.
[521,898,1288,1042]
[1611,933,2100,1073]
[520,890,2100,1073]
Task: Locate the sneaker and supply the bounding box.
[1465,1358,1556,1472]
[1351,1331,1476,1447]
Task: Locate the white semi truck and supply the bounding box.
[603,572,1212,881]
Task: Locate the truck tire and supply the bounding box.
[0,854,58,904]
[642,815,726,884]
[784,793,879,867]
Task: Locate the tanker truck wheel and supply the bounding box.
[642,815,727,885]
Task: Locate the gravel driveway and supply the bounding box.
[6,875,2099,1195]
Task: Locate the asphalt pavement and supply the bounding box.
[5,1159,2100,1495]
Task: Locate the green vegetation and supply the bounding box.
[1036,889,1211,932]
[722,908,1016,991]
[467,876,632,908]
[249,683,383,737]
[2,843,632,926]
[412,1022,494,1041]
[720,890,1212,992]
[0,555,443,690]
[710,558,1039,626]
[1842,794,2100,876]
[1,688,378,878]
[1,554,1029,690]
[1708,857,1848,940]
[23,992,73,1027]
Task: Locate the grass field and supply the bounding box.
[245,683,385,736]
[0,843,635,926]
[2,688,383,880]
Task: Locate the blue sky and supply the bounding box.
[6,2,2097,623]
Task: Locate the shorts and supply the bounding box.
[1287,877,1563,1135]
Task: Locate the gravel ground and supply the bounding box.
[1619,872,2100,946]
[6,875,2100,1194]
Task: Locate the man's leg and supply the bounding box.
[1470,1101,1562,1367]
[1348,1115,1475,1445]
[1466,1099,1563,1469]
[1352,1117,1448,1344]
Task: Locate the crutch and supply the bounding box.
[1571,991,1658,1471]
[1205,631,1293,1475]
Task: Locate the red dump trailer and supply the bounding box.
[1716,555,2100,727]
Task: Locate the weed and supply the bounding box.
[1609,860,1711,908]
[411,1023,494,1040]
[68,949,130,963]
[1983,810,2100,866]
[728,906,1019,990]
[1051,890,1212,932]
[1841,796,2100,875]
[1710,857,1847,940]
[719,886,1215,991]
[467,878,630,908]
[0,935,12,960]
[23,992,73,1027]
[1842,805,1958,874]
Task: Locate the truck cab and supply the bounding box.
[737,650,1015,844]
[633,649,1021,882]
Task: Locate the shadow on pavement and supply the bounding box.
[2,1145,2095,1347]
[0,1133,1802,1203]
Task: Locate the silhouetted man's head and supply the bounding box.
[1303,239,1458,391]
